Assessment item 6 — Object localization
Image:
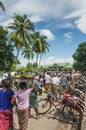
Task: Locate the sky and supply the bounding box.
[0,0,86,66]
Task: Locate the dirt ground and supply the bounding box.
[13,92,86,130]
[13,107,58,130]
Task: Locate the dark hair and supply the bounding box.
[19,82,27,89]
[1,80,9,88]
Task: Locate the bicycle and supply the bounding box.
[38,92,84,127]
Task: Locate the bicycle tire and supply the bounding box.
[38,99,52,114]
[74,91,84,101]
[62,103,83,123]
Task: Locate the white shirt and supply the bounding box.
[2,73,8,80]
[51,77,60,86]
[45,74,51,84]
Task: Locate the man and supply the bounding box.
[60,73,68,93]
[45,72,51,92]
[51,73,60,97]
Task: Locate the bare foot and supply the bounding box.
[36,115,40,120]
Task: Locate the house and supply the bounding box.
[40,62,73,73]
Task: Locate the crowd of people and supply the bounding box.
[0,70,81,130]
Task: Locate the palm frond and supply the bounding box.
[0,1,5,11]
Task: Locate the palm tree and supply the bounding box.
[22,44,34,63]
[32,32,43,65]
[32,31,50,66]
[7,13,34,69]
[39,36,50,66]
[0,1,5,11]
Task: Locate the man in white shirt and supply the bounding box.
[51,73,60,97]
[45,72,51,91]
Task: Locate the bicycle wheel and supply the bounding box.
[74,91,84,101]
[38,99,52,114]
[62,104,83,124]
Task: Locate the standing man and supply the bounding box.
[60,73,68,93]
[51,73,60,99]
[45,72,51,92]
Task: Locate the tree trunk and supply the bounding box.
[39,54,42,67]
[36,53,39,66]
[15,49,20,70]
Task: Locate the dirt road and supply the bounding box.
[13,107,72,130]
[13,93,86,130]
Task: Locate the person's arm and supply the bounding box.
[11,91,17,107]
[11,96,17,107]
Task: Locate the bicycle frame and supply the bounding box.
[38,92,84,116]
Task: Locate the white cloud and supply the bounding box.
[0,15,5,22]
[30,15,43,23]
[19,56,74,67]
[40,29,55,41]
[2,0,86,32]
[19,55,36,67]
[41,56,74,65]
[64,9,86,19]
[75,15,86,34]
[19,58,28,67]
[2,0,86,21]
[63,32,73,43]
[58,22,74,29]
[0,18,13,27]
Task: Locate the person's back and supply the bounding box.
[39,75,44,88]
[60,76,68,86]
[45,73,51,84]
[12,81,34,130]
[51,73,60,98]
[60,75,68,92]
[14,82,31,109]
[45,73,51,91]
[29,77,40,119]
[0,80,14,130]
[51,76,60,86]
[0,89,14,110]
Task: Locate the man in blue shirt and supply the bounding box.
[60,73,68,93]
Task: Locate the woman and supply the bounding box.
[0,80,14,130]
[29,76,40,119]
[11,81,34,130]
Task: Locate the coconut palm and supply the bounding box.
[22,44,34,63]
[7,13,34,69]
[32,31,50,66]
[0,1,5,11]
[39,36,50,66]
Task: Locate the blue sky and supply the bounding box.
[0,0,86,66]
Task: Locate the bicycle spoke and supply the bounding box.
[38,99,51,114]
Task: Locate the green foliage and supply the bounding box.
[33,62,38,68]
[17,63,36,73]
[0,1,5,11]
[0,26,15,71]
[25,62,38,72]
[72,42,86,72]
[17,66,26,72]
[32,31,50,66]
[7,13,35,69]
